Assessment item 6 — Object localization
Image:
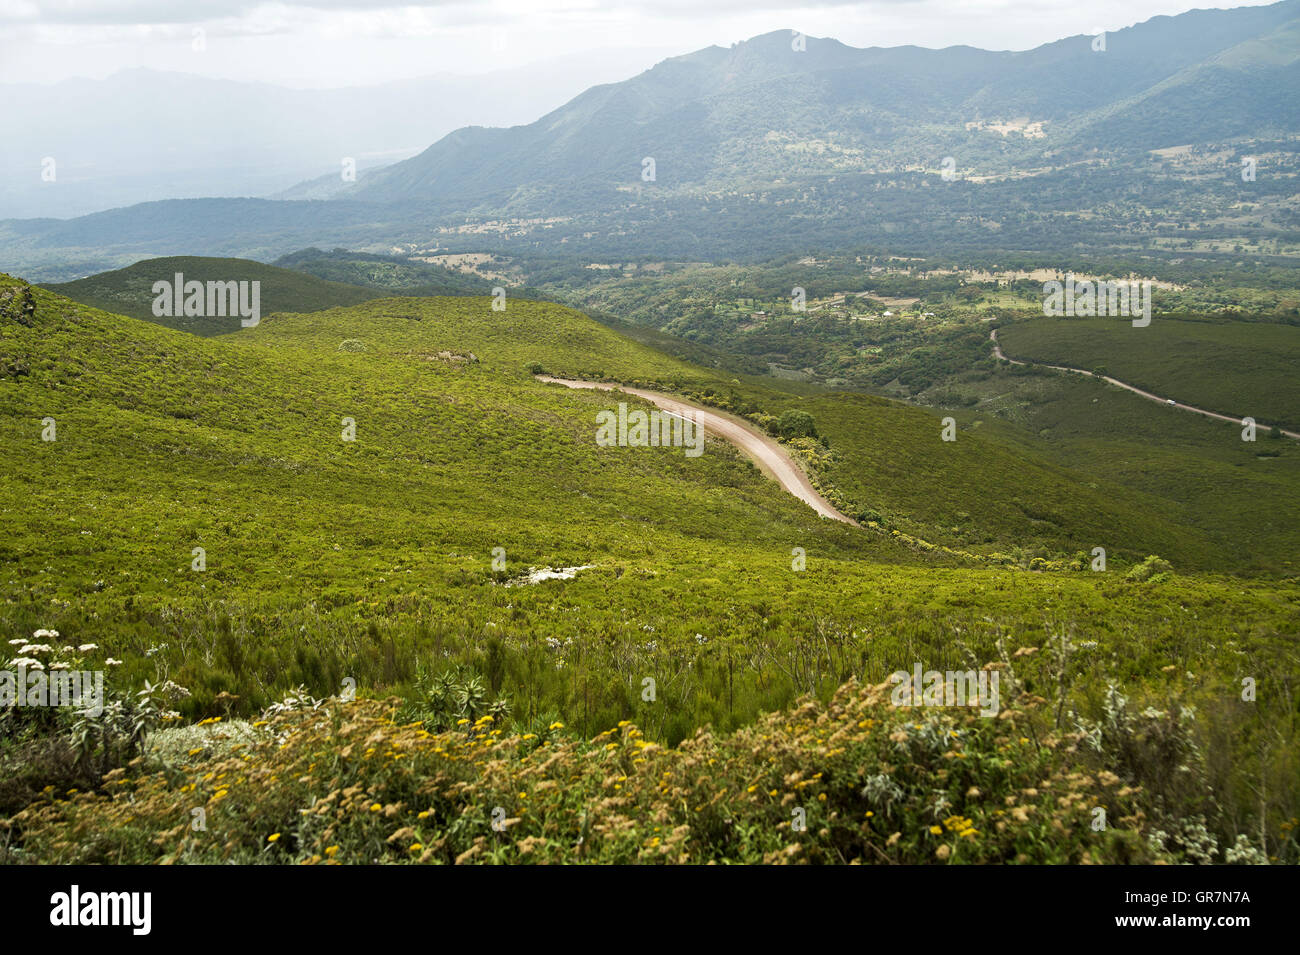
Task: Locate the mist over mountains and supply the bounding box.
[0,49,670,219]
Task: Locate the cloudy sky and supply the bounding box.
[0,0,1282,87]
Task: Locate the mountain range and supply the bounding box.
[3,1,1298,280]
[326,2,1300,205]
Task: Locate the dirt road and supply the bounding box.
[990,329,1300,439]
[537,376,858,525]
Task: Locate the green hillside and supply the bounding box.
[998,316,1300,429]
[45,256,387,335]
[541,258,1300,575]
[272,248,498,298]
[2,273,1297,864]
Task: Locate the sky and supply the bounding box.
[0,0,1284,87]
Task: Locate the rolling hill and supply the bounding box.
[43,257,388,335]
[43,254,499,335]
[997,315,1300,430]
[2,269,1297,864]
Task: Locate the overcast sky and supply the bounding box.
[0,0,1283,87]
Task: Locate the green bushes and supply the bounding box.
[773,409,818,439]
[0,634,188,815]
[8,646,1290,865]
[1126,555,1174,583]
[397,664,511,731]
[2,275,1297,864]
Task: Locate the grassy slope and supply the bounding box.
[44,256,386,335]
[997,315,1300,429]
[982,370,1300,576]
[2,273,1293,690]
[632,366,1300,576]
[2,274,1298,861]
[795,390,1213,567]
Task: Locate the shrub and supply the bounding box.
[0,630,189,814]
[3,670,1178,865]
[773,409,818,439]
[1126,555,1174,583]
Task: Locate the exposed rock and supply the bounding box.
[0,285,36,327]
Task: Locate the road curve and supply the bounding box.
[536,376,858,525]
[990,329,1300,439]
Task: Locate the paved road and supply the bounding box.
[990,329,1300,439]
[537,376,858,525]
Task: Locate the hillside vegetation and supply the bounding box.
[998,316,1300,430]
[12,671,1273,865]
[1,273,1297,864]
[272,248,498,298]
[531,255,1300,575]
[45,256,387,335]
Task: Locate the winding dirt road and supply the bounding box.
[537,376,858,525]
[990,329,1300,439]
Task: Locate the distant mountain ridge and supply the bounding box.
[3,1,1298,277]
[326,1,1300,205]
